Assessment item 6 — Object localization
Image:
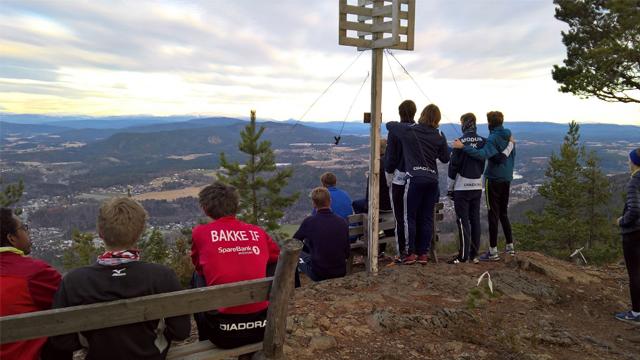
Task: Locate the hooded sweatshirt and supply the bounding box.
[385,122,450,182]
[385,119,415,185]
[462,125,516,182]
[448,120,486,191]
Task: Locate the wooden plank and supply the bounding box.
[340,3,372,17]
[339,36,372,48]
[373,4,409,19]
[340,20,373,33]
[168,341,217,359]
[405,0,415,50]
[0,278,272,344]
[174,342,263,360]
[260,239,302,359]
[373,36,398,48]
[349,225,365,237]
[339,0,347,46]
[348,213,365,223]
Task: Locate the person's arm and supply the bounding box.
[49,281,83,352]
[620,178,640,227]
[463,140,498,160]
[265,232,280,264]
[385,121,409,141]
[384,133,400,174]
[489,141,515,165]
[438,132,450,164]
[29,263,62,309]
[160,270,191,341]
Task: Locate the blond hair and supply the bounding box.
[310,187,331,208]
[98,197,147,249]
[418,104,441,128]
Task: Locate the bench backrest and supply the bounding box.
[0,239,302,358]
[348,202,444,237]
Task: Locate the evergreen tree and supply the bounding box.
[0,178,24,214]
[168,228,194,288]
[218,110,299,231]
[63,229,103,270]
[515,121,620,263]
[139,228,169,265]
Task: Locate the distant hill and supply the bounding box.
[0,121,72,136]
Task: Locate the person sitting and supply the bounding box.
[317,172,353,220]
[191,181,280,349]
[295,187,350,282]
[0,208,63,360]
[50,198,190,360]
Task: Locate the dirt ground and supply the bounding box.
[283,252,640,360]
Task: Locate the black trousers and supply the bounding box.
[404,178,439,256]
[391,183,407,255]
[623,231,640,312]
[486,179,513,248]
[454,190,482,261]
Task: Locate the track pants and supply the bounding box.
[404,178,439,256]
[623,231,640,312]
[391,183,407,255]
[486,179,513,248]
[454,190,482,261]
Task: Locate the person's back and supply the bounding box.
[50,198,190,360]
[0,208,62,360]
[318,172,353,219]
[484,125,515,182]
[295,209,349,279]
[52,261,190,359]
[191,181,280,349]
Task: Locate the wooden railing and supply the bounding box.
[0,239,303,360]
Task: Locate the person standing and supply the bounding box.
[447,113,486,264]
[386,104,450,265]
[384,100,417,262]
[0,208,64,360]
[453,111,516,261]
[615,148,640,324]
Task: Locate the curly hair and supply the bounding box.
[198,181,239,219]
[0,208,18,247]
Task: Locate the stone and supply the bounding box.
[309,336,337,352]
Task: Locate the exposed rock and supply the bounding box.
[309,335,337,351]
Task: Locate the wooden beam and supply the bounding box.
[0,278,272,344]
[339,0,347,48]
[339,36,373,48]
[372,36,398,49]
[340,3,373,17]
[260,239,303,359]
[405,0,415,50]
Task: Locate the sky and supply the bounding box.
[0,0,638,125]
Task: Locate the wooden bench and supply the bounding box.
[0,240,302,360]
[347,202,444,272]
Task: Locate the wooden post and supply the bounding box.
[258,239,303,360]
[366,0,384,275]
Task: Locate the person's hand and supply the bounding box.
[452,139,464,149]
[510,135,516,143]
[616,216,623,226]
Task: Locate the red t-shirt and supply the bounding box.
[0,249,61,360]
[191,216,279,314]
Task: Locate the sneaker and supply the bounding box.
[472,257,480,264]
[615,311,640,325]
[505,244,516,256]
[479,251,500,262]
[447,256,466,264]
[403,254,417,265]
[417,254,429,265]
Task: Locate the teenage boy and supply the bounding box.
[295,187,350,282]
[0,208,63,360]
[453,111,516,261]
[615,148,640,324]
[191,181,280,348]
[51,198,190,359]
[318,172,353,220]
[447,113,486,264]
[384,100,417,262]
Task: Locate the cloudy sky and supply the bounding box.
[1,0,638,125]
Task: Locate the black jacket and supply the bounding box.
[294,208,350,279]
[51,262,191,360]
[385,122,450,181]
[448,130,486,191]
[620,170,640,235]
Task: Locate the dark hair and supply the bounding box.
[418,104,441,128]
[460,113,476,124]
[487,111,504,129]
[320,172,337,187]
[199,181,239,219]
[398,100,417,123]
[1,208,18,247]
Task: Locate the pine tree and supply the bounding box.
[218,110,299,231]
[139,228,169,265]
[514,121,620,263]
[168,228,194,288]
[0,178,24,214]
[63,229,103,270]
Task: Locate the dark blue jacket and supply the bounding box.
[294,208,350,279]
[620,170,640,235]
[385,122,450,182]
[448,130,486,191]
[463,126,516,182]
